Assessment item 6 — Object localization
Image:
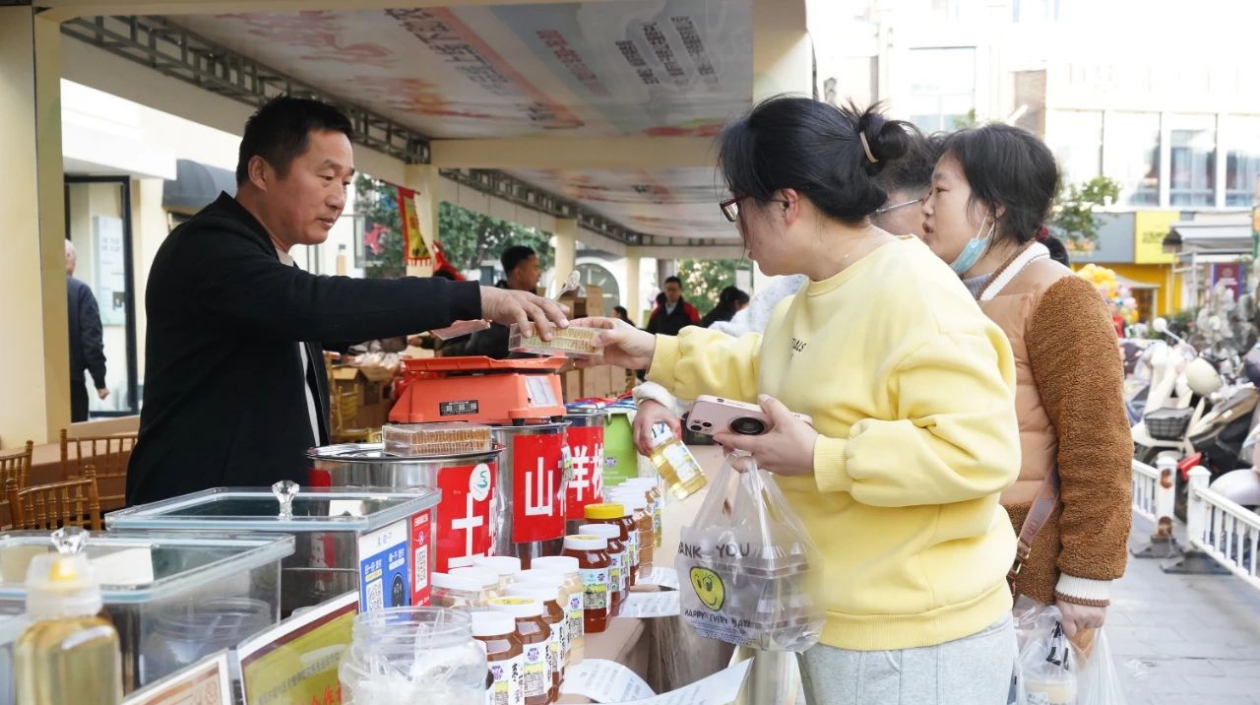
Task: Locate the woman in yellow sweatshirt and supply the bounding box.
[580,98,1023,705]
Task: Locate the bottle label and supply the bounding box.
[581,567,608,611]
[548,620,563,679]
[662,444,701,482]
[653,502,663,548]
[568,591,585,641]
[486,653,524,705]
[609,546,624,594]
[522,640,551,699]
[625,527,639,573]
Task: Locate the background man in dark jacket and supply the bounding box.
[645,276,700,336]
[65,240,108,422]
[460,245,542,358]
[127,97,567,505]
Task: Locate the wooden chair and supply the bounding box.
[0,441,34,530]
[7,465,103,532]
[60,428,136,511]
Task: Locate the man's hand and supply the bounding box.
[480,287,569,340]
[713,395,818,476]
[96,387,110,401]
[634,400,682,456]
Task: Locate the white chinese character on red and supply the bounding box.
[448,493,485,568]
[524,456,555,517]
[570,445,592,502]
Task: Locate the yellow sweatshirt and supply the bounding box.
[649,237,1021,651]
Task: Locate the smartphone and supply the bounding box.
[687,395,813,436]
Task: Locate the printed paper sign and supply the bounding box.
[640,567,680,590]
[409,510,433,606]
[511,433,565,543]
[123,652,232,705]
[619,591,681,619]
[237,592,358,705]
[561,659,655,703]
[565,426,605,521]
[436,461,497,571]
[358,519,410,611]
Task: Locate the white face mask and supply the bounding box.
[949,215,995,276]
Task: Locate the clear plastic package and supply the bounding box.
[382,423,494,456]
[508,324,602,358]
[675,453,824,652]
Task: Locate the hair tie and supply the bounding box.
[859,133,878,164]
[1036,227,1049,243]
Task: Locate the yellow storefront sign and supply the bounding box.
[1134,211,1181,264]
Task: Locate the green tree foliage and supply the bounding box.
[355,174,406,280]
[438,201,554,276]
[1052,176,1122,246]
[676,258,753,316]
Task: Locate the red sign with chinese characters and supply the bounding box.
[435,461,498,572]
[564,426,605,521]
[511,433,566,543]
[409,510,433,606]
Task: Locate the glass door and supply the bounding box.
[64,176,140,420]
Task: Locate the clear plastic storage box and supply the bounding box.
[0,608,27,705]
[106,484,442,618]
[0,531,293,694]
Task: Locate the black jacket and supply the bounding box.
[127,193,480,505]
[67,276,107,388]
[646,297,701,337]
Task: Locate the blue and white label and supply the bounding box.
[358,519,410,612]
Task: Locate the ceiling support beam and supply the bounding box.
[431,136,715,170]
[37,0,614,23]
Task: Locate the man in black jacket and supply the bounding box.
[459,245,542,358]
[645,276,700,336]
[126,97,567,505]
[65,240,108,422]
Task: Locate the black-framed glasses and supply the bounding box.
[719,194,790,223]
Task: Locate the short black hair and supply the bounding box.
[613,306,629,317]
[940,124,1059,246]
[501,246,537,275]
[718,97,915,224]
[718,286,750,307]
[875,129,940,198]
[664,276,682,287]
[236,96,353,185]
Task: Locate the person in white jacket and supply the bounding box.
[630,130,937,454]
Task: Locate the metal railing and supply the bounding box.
[1130,456,1179,558]
[1183,467,1260,590]
[1132,459,1160,523]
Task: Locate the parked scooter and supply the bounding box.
[1203,345,1260,511]
[1132,318,1219,465]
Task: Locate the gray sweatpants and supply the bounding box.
[798,613,1017,705]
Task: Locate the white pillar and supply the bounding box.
[624,250,642,321]
[751,0,811,295]
[552,218,578,283]
[0,8,69,446]
[133,178,166,379]
[403,163,441,278]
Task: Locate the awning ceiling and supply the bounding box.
[1163,221,1253,255]
[163,158,237,212]
[167,0,752,242]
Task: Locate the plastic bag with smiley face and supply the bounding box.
[675,452,824,652]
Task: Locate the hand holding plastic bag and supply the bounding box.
[1012,603,1127,705]
[675,452,824,652]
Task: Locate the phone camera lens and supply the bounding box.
[730,417,767,436]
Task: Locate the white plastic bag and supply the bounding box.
[675,452,824,652]
[1012,603,1127,705]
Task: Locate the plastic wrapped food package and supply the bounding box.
[340,607,486,705]
[675,453,824,652]
[508,325,602,358]
[382,423,494,457]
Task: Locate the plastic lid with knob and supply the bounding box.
[578,524,621,542]
[24,527,103,621]
[470,610,518,638]
[487,597,544,618]
[564,535,607,552]
[583,503,626,520]
[606,491,648,511]
[531,556,580,575]
[432,572,490,593]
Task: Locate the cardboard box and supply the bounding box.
[329,364,396,431]
[563,369,583,403]
[557,284,605,319]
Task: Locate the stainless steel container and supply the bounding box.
[491,422,569,567]
[307,443,504,573]
[563,409,608,532]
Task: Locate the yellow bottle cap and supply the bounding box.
[584,503,626,520]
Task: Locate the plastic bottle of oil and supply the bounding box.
[646,423,707,500]
[15,528,122,705]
